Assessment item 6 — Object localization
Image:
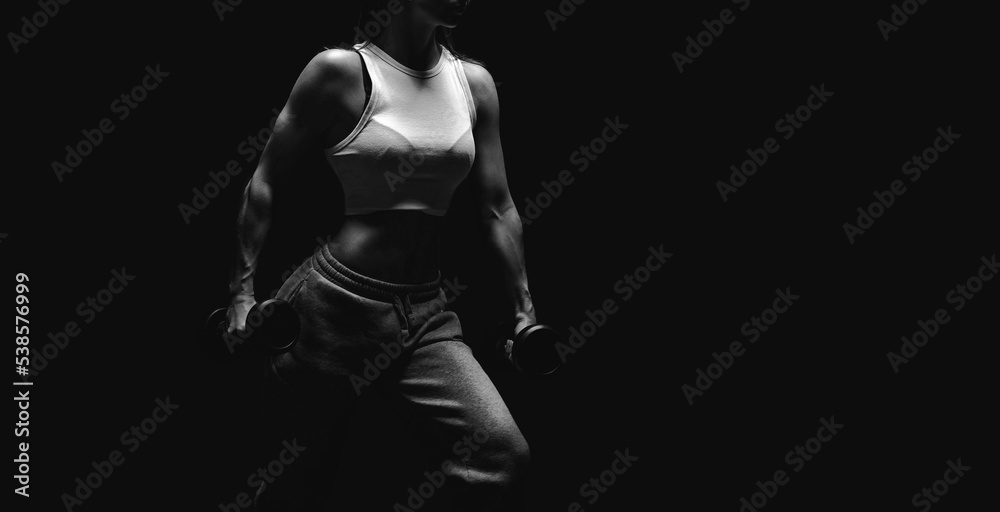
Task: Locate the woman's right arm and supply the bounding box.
[227,49,355,333]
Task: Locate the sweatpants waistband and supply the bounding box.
[310,243,442,304]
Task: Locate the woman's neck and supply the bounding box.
[371,11,441,71]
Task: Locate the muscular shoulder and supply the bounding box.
[295,48,361,95]
[460,61,499,122]
[282,48,363,118]
[281,48,364,134]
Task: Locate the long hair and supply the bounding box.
[350,0,485,67]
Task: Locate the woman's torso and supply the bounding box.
[315,42,475,284]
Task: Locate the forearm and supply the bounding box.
[229,174,274,304]
[482,203,535,324]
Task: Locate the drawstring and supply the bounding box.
[392,293,414,341]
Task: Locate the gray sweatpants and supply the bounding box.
[252,244,529,511]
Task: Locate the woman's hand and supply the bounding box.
[227,295,256,335]
[513,312,536,341]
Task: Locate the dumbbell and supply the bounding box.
[492,322,564,376]
[200,299,301,361]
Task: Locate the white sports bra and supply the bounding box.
[324,41,477,216]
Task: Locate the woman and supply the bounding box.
[226,1,534,509]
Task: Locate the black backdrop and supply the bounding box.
[6,1,994,511]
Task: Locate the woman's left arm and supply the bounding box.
[463,62,536,336]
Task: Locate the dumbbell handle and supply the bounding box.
[201,299,300,360]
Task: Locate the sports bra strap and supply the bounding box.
[353,48,372,108]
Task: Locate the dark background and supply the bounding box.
[6,0,994,510]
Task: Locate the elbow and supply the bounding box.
[481,201,520,228]
[481,204,523,243]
